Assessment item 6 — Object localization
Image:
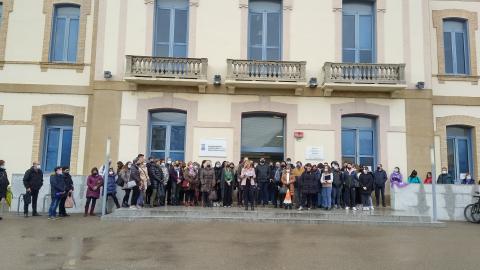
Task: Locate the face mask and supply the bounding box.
[394,169,399,173]
[109,171,114,175]
[377,166,381,170]
[363,170,367,174]
[215,164,221,168]
[57,170,63,175]
[442,170,447,174]
[35,165,41,170]
[93,171,98,175]
[207,164,211,168]
[194,165,198,170]
[127,164,132,169]
[230,166,234,169]
[160,163,165,167]
[167,160,172,164]
[260,161,265,164]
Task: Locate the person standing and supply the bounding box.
[255,158,271,207]
[292,162,304,208]
[184,162,197,207]
[22,161,43,217]
[214,161,223,206]
[0,160,9,221]
[200,161,215,207]
[424,172,432,184]
[240,161,256,211]
[222,162,235,207]
[147,158,163,207]
[342,163,358,211]
[169,161,183,205]
[58,166,74,217]
[106,167,121,210]
[437,167,453,184]
[407,170,421,184]
[272,162,282,208]
[331,161,342,209]
[138,156,150,207]
[320,165,333,210]
[130,158,142,208]
[461,172,475,185]
[119,162,132,208]
[281,166,296,210]
[373,164,388,207]
[84,167,103,216]
[298,163,318,211]
[48,167,65,220]
[358,166,374,211]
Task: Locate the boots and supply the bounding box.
[89,207,96,216]
[83,208,88,217]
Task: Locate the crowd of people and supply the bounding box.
[0,156,478,221]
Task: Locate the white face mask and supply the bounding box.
[35,165,41,170]
[167,160,172,164]
[127,164,132,169]
[394,169,399,173]
[363,170,367,174]
[442,170,447,174]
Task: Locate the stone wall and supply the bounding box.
[391,184,480,221]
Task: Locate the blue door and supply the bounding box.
[149,111,186,161]
[341,116,376,169]
[43,116,73,172]
[447,126,473,182]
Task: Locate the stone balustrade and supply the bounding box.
[323,62,406,85]
[125,55,208,80]
[227,59,306,82]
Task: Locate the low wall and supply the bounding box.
[391,183,480,221]
[10,174,125,214]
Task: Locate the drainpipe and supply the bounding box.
[430,145,438,222]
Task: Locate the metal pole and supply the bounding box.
[430,145,438,222]
[101,138,111,216]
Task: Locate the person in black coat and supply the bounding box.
[22,161,44,217]
[358,166,374,211]
[298,163,318,210]
[0,160,9,221]
[373,164,388,207]
[147,159,164,207]
[48,167,66,219]
[59,166,74,217]
[255,158,271,206]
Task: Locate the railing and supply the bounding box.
[125,55,208,80]
[323,62,406,85]
[227,59,306,82]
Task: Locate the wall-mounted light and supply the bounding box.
[308,77,318,88]
[104,71,113,79]
[416,81,425,90]
[213,75,222,86]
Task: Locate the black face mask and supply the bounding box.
[207,165,211,168]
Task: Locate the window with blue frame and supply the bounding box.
[50,4,80,63]
[447,126,473,182]
[42,115,74,172]
[149,111,186,161]
[342,1,375,63]
[154,0,188,57]
[341,116,377,170]
[443,19,470,75]
[248,0,282,61]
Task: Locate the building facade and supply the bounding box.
[0,0,479,187]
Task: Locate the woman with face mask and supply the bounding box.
[183,162,198,207]
[200,161,216,207]
[119,162,132,207]
[281,166,296,210]
[85,167,104,216]
[222,162,235,207]
[407,170,421,184]
[106,167,121,210]
[240,161,256,211]
[214,161,223,207]
[358,166,374,211]
[461,173,475,185]
[390,167,407,188]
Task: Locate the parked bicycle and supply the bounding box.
[464,191,480,223]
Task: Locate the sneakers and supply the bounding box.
[370,206,375,211]
[345,207,350,210]
[297,206,303,211]
[352,207,357,211]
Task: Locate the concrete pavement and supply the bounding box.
[0,214,478,270]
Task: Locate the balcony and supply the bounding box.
[322,62,407,95]
[225,59,307,94]
[124,55,208,91]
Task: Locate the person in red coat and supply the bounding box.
[85,167,104,217]
[424,172,432,184]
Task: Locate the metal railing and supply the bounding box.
[323,62,406,85]
[125,55,208,80]
[227,59,306,82]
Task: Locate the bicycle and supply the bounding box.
[464,191,480,223]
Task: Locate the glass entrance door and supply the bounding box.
[341,116,376,170]
[149,111,186,161]
[241,114,285,162]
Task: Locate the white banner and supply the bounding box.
[199,139,227,157]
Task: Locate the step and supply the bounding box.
[102,207,444,227]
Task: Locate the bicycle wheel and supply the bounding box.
[464,204,474,222]
[471,204,480,223]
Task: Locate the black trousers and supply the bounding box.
[145,185,153,205]
[343,187,356,208]
[202,191,212,207]
[107,193,120,208]
[374,186,386,207]
[361,193,371,207]
[85,197,97,214]
[223,184,233,206]
[130,186,140,206]
[59,194,68,215]
[243,185,254,208]
[302,193,316,208]
[122,189,131,205]
[24,189,39,215]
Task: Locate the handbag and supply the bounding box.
[127,180,137,189]
[116,176,124,187]
[208,190,217,201]
[181,180,190,189]
[65,195,74,208]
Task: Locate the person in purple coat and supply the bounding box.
[84,167,104,217]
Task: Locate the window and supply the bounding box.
[241,114,285,161]
[248,0,282,61]
[341,116,376,169]
[50,4,80,63]
[154,0,188,57]
[42,115,74,172]
[443,19,470,75]
[149,111,186,161]
[447,126,473,182]
[342,0,375,63]
[0,3,3,25]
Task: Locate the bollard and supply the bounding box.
[42,193,51,213]
[16,193,25,215]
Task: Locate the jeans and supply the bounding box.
[223,184,233,206]
[361,194,371,207]
[344,187,356,208]
[122,189,131,206]
[48,196,61,218]
[321,187,332,208]
[24,189,40,215]
[374,185,386,207]
[259,181,269,205]
[130,186,140,206]
[85,197,97,214]
[331,186,341,207]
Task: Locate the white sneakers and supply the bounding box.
[345,206,350,210]
[298,206,303,211]
[352,207,357,211]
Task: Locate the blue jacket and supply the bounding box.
[50,173,65,197]
[107,174,117,194]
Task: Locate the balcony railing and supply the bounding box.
[125,55,208,80]
[227,59,306,83]
[323,62,406,85]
